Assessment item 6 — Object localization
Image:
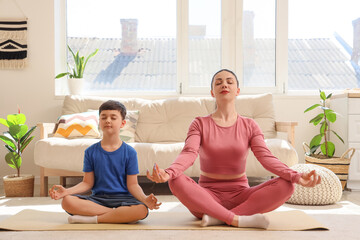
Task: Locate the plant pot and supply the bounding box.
[3,174,35,197]
[303,143,355,190]
[67,78,84,95]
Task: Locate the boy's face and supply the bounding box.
[99,110,126,135]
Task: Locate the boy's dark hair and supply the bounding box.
[99,100,127,120]
[211,69,239,90]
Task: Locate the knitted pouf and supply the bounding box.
[286,164,343,205]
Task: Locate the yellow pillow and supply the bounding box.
[54,111,100,138]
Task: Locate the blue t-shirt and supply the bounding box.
[83,141,139,195]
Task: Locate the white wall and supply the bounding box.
[0,0,322,186]
[0,0,63,181]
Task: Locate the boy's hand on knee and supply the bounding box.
[49,185,68,200]
[144,193,161,210]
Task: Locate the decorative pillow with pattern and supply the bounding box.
[120,110,139,142]
[54,111,100,138]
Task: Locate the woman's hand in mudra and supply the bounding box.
[147,163,170,183]
[298,170,321,187]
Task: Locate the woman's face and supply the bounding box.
[211,71,240,100]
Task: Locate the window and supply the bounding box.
[288,0,360,90]
[65,0,177,93]
[59,0,360,95]
[188,0,221,89]
[242,0,276,88]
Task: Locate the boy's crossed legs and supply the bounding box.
[62,195,148,224]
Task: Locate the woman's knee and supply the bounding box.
[276,178,295,198]
[168,174,191,193]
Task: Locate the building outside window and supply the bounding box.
[288,0,360,91]
[58,0,360,95]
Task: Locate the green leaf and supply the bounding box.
[0,118,9,127]
[321,141,335,157]
[326,93,333,99]
[320,90,326,100]
[310,134,323,148]
[17,113,26,124]
[310,145,320,155]
[20,136,34,153]
[6,114,17,126]
[309,113,324,125]
[83,49,98,75]
[65,45,98,79]
[55,72,70,79]
[6,113,25,125]
[5,144,15,153]
[320,121,328,135]
[331,130,345,144]
[20,126,36,144]
[304,104,321,113]
[3,132,14,141]
[68,45,76,60]
[5,152,21,169]
[0,135,16,150]
[325,110,336,122]
[9,124,28,140]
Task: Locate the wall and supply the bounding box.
[0,0,322,187]
[0,0,63,182]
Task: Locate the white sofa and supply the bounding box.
[34,94,298,196]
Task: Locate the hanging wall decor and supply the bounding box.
[0,19,27,69]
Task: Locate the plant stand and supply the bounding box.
[303,143,355,190]
[3,174,35,197]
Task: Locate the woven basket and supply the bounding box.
[303,142,355,190]
[3,174,35,197]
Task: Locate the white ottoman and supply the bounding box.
[286,164,343,205]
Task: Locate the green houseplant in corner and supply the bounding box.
[55,45,98,95]
[304,89,355,190]
[0,111,37,197]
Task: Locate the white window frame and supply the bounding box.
[55,0,287,97]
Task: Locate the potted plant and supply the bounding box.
[0,111,37,197]
[55,45,98,95]
[304,89,355,189]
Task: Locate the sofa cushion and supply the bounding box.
[62,94,276,142]
[245,138,298,177]
[34,138,296,177]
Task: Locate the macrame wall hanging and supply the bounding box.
[0,0,27,69]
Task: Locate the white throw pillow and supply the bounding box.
[120,110,139,142]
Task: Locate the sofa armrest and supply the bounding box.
[275,121,298,147]
[37,123,56,139]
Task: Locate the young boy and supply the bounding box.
[49,100,161,224]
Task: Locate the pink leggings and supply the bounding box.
[168,174,295,225]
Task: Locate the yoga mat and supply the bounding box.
[0,209,328,231]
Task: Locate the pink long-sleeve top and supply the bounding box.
[165,115,302,183]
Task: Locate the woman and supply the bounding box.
[147,69,320,228]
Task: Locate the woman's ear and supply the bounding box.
[236,87,240,96]
[210,89,215,97]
